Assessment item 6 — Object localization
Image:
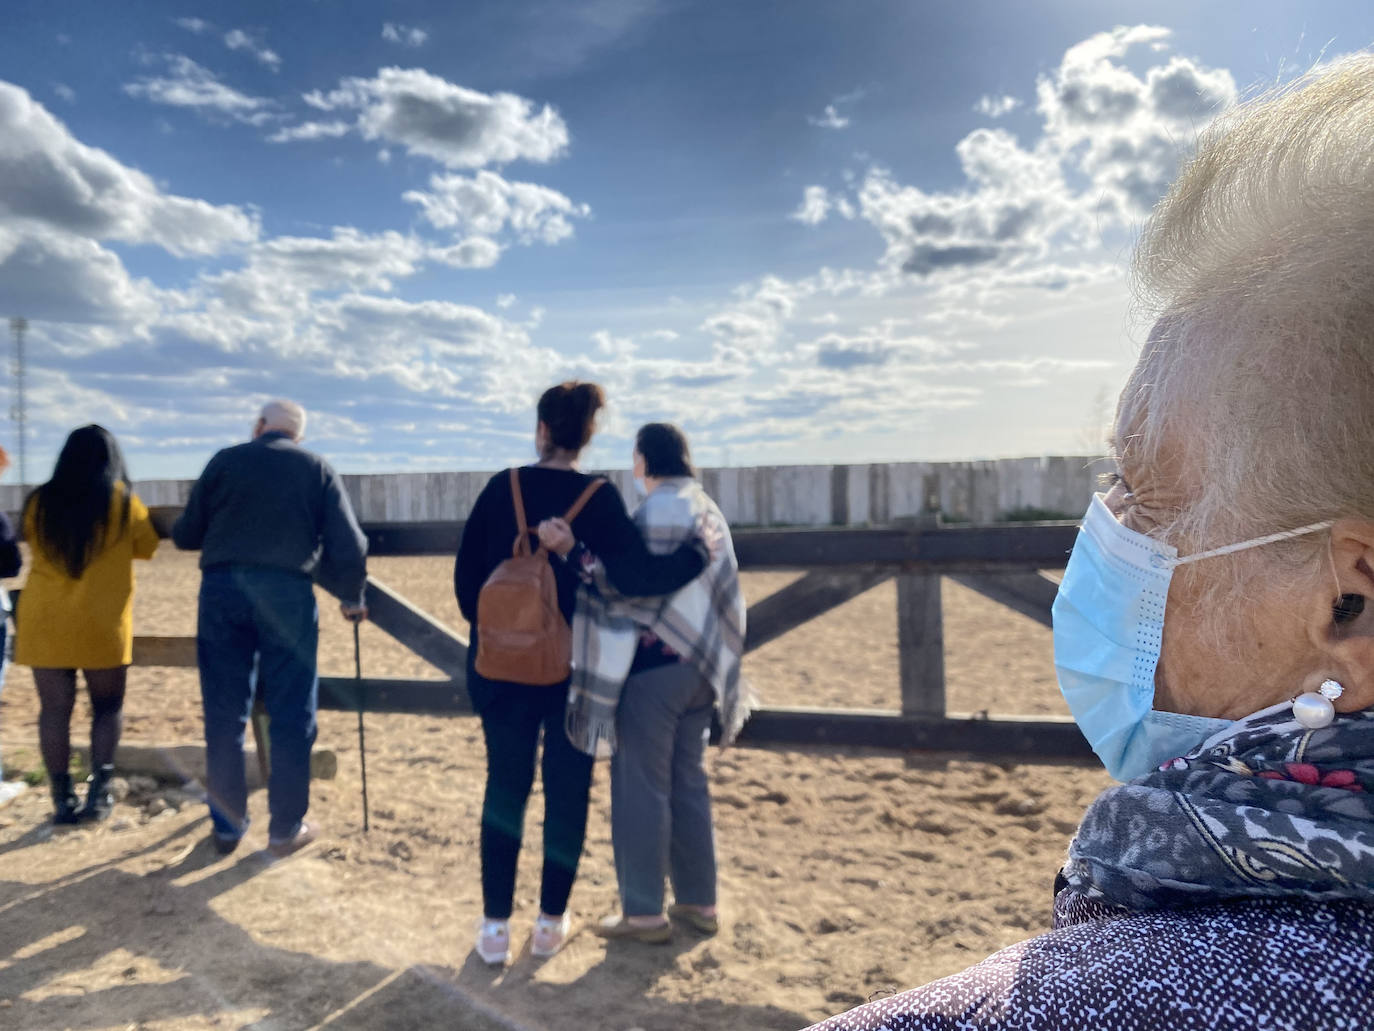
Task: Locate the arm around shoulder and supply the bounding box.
[576,485,707,597]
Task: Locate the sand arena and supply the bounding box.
[0,546,1108,1030]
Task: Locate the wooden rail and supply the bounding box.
[97,509,1092,760]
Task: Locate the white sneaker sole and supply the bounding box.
[476,920,510,965]
[530,915,571,958]
[476,945,509,965]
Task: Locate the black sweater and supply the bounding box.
[455,466,707,710]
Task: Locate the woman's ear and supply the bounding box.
[1313,519,1374,710]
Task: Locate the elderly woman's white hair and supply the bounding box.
[1119,54,1374,613]
[259,399,306,440]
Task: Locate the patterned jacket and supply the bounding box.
[809,889,1374,1030]
[810,702,1374,1031]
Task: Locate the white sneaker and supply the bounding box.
[531,911,571,958]
[476,919,510,965]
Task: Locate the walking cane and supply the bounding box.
[353,619,370,833]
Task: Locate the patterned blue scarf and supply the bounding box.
[1065,702,1374,911]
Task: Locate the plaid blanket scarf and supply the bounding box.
[565,477,752,757]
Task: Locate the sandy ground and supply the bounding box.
[0,547,1108,1031]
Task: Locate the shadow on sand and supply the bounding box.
[1,815,812,1031]
[0,818,389,1031]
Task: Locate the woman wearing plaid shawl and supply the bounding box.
[540,423,751,943]
[457,387,710,967]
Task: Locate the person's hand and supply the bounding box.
[538,517,575,557]
[340,603,368,623]
[696,513,725,562]
[0,446,10,478]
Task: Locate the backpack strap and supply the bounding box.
[563,478,606,524]
[509,467,533,556]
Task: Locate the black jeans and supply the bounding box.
[479,684,595,919]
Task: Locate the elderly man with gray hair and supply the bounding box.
[174,399,367,858]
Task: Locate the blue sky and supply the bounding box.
[1,1,1371,481]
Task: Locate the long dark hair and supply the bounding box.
[26,425,132,579]
[635,422,696,478]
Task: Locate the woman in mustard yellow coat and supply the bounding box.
[16,426,158,823]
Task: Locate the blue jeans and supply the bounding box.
[198,566,318,842]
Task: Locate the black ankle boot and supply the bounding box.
[51,773,80,825]
[76,764,116,822]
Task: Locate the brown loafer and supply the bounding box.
[667,904,719,935]
[593,915,672,943]
[267,820,317,858]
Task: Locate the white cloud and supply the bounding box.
[430,237,503,268]
[268,119,351,143]
[701,275,815,362]
[792,185,831,225]
[974,94,1021,117]
[198,228,430,319]
[808,103,849,129]
[799,27,1238,280]
[403,170,590,245]
[382,23,429,47]
[224,29,281,71]
[174,17,212,34]
[1035,26,1236,218]
[286,68,569,168]
[124,55,274,126]
[791,185,855,225]
[593,330,636,359]
[0,27,1216,475]
[53,83,76,103]
[0,81,258,256]
[0,88,570,467]
[0,226,160,325]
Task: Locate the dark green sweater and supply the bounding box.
[172,432,367,604]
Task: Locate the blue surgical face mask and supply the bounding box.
[1052,494,1331,781]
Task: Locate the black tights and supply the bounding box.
[34,667,128,777]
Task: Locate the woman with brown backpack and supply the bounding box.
[454,381,710,965]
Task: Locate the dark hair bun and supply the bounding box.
[537,381,606,452]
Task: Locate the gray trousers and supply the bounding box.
[611,661,718,916]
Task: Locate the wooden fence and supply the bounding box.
[97,509,1092,762]
[0,456,1102,528]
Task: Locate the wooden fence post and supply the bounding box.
[896,509,945,717]
[897,572,945,717]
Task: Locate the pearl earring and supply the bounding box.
[1292,679,1344,729]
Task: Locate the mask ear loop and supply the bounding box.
[1163,521,1334,569]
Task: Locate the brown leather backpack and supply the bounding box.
[474,468,605,685]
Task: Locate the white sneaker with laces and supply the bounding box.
[476,919,510,965]
[531,911,571,958]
